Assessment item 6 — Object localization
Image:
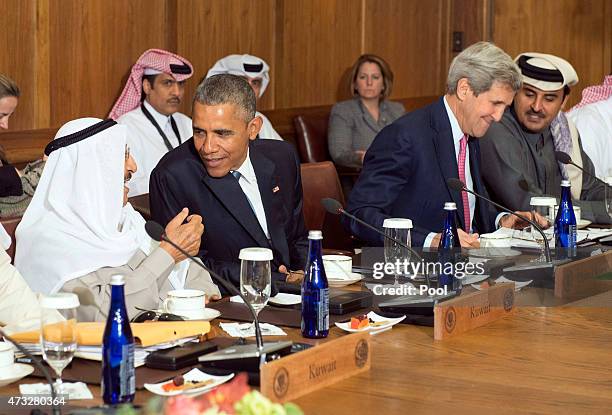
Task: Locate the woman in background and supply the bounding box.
[0,74,46,218]
[328,54,405,167]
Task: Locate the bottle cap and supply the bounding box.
[239,247,273,261]
[383,218,413,229]
[308,230,323,240]
[530,196,557,207]
[444,202,457,210]
[40,293,80,310]
[110,275,125,285]
[561,180,571,187]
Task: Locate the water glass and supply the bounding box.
[239,247,272,327]
[529,197,555,262]
[383,218,413,284]
[40,293,79,395]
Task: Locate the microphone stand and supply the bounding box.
[145,221,292,375]
[556,152,611,188]
[0,329,61,415]
[447,180,552,263]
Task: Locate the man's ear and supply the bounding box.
[248,115,263,141]
[142,78,152,96]
[456,78,472,101]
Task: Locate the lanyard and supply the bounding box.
[140,103,182,151]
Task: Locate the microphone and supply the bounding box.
[145,221,291,371]
[555,151,611,188]
[321,198,423,261]
[446,178,552,263]
[0,329,60,415]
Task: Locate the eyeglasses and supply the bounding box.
[131,310,185,323]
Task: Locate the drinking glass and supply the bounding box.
[383,218,413,285]
[239,247,272,331]
[605,177,612,219]
[529,197,556,262]
[40,293,79,395]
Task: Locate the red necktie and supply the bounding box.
[458,134,471,232]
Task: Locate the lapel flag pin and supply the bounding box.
[272,186,280,193]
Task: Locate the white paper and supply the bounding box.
[20,382,93,400]
[219,322,287,337]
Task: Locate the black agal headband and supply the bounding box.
[44,119,117,156]
[517,55,564,83]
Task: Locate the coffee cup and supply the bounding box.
[322,254,352,279]
[553,205,581,223]
[0,342,14,369]
[480,233,511,248]
[162,289,206,319]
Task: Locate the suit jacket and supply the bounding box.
[149,138,308,292]
[345,97,496,247]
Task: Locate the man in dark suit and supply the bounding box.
[345,42,538,248]
[150,74,308,292]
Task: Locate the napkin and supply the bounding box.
[219,322,287,337]
[20,382,93,400]
[10,321,211,347]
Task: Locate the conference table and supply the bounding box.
[2,251,612,414]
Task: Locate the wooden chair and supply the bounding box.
[300,161,354,253]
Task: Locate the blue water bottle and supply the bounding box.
[102,275,135,404]
[438,202,462,294]
[301,230,329,339]
[554,179,577,259]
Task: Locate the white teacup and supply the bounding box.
[0,341,14,369]
[163,289,206,319]
[322,254,352,279]
[480,233,511,248]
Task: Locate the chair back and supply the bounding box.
[1,216,21,263]
[293,113,330,163]
[300,161,353,251]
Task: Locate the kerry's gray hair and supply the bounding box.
[447,41,521,96]
[193,74,256,122]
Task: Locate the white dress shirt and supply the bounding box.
[118,100,192,196]
[423,97,476,247]
[232,150,270,238]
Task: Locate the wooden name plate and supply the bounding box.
[434,282,515,340]
[260,332,371,402]
[554,251,612,302]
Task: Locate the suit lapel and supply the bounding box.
[430,98,466,229]
[250,144,288,262]
[201,171,270,249]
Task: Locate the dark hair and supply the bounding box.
[349,54,394,100]
[0,74,20,99]
[193,74,256,122]
[140,74,159,102]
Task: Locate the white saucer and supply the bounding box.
[327,272,364,288]
[157,308,221,321]
[268,293,301,306]
[144,368,234,397]
[577,219,592,229]
[0,363,34,387]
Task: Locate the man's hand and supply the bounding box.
[430,229,480,248]
[279,265,305,284]
[159,208,204,263]
[500,211,551,230]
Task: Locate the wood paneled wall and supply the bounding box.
[1,0,451,132]
[492,0,612,108]
[1,0,611,132]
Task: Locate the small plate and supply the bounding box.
[471,276,532,292]
[0,363,34,388]
[156,308,221,321]
[334,311,405,333]
[468,248,522,258]
[269,293,301,306]
[144,368,234,397]
[327,272,364,288]
[577,219,592,230]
